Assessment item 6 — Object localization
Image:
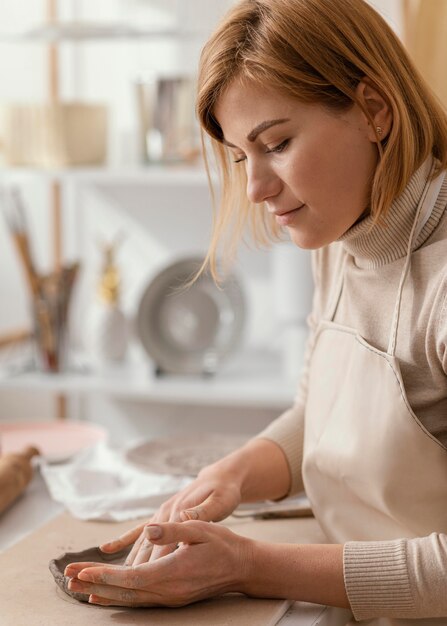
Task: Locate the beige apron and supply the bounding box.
[302,168,447,625]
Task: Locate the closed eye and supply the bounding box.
[266,139,289,154]
[232,138,290,164]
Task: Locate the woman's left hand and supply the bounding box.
[64,520,253,607]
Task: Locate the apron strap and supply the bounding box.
[387,168,446,356]
[326,253,347,322]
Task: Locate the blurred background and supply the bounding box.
[0,0,444,447]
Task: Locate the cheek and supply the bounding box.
[288,124,377,205]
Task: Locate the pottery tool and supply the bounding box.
[232,495,313,520]
[233,505,313,520]
[1,186,54,364]
[2,186,41,297]
[2,187,81,372]
[0,445,40,515]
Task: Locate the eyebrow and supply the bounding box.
[247,118,290,142]
[222,118,291,148]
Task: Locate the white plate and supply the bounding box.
[0,421,108,463]
[137,257,246,375]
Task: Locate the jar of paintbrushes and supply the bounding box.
[2,187,80,373]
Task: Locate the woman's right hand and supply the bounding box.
[99,466,243,566]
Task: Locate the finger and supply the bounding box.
[64,561,110,577]
[149,513,182,562]
[77,564,144,588]
[132,529,154,567]
[124,536,145,567]
[100,523,146,554]
[124,508,182,566]
[180,492,233,523]
[89,594,148,607]
[65,563,123,578]
[145,521,208,547]
[89,594,127,607]
[68,578,150,605]
[150,542,178,562]
[180,506,203,521]
[131,508,183,565]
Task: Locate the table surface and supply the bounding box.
[0,470,352,626]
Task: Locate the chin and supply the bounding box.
[288,229,329,250]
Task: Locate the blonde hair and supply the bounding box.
[196,0,447,281]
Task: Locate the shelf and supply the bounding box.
[0,165,213,186]
[0,350,296,409]
[0,23,196,43]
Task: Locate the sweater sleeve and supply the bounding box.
[344,533,447,620]
[254,250,321,496]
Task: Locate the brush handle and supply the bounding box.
[12,232,40,297]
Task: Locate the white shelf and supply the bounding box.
[0,351,296,409]
[0,165,212,186]
[0,24,196,43]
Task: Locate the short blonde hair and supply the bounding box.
[196,0,447,280]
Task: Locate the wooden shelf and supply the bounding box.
[0,350,296,409]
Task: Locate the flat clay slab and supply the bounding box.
[49,545,130,603]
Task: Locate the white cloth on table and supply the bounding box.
[40,441,193,522]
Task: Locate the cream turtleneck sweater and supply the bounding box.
[256,156,447,621]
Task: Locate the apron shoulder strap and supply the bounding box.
[325,251,348,322]
[388,168,446,356]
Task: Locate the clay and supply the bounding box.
[49,545,130,603]
[126,434,249,476]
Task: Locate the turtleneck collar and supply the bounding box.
[338,156,447,269]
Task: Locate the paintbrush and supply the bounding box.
[2,187,41,298]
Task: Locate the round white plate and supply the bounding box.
[137,257,246,375]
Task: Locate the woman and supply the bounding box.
[65,0,447,621]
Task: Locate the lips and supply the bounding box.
[275,204,304,217]
[273,204,305,226]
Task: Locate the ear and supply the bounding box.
[356,78,393,143]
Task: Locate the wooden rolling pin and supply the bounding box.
[0,446,40,515]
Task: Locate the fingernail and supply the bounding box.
[78,572,91,582]
[147,524,162,539]
[184,509,199,520]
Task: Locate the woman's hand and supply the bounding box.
[99,467,243,565]
[98,437,292,567]
[65,521,253,608]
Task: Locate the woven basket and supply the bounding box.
[0,102,108,167]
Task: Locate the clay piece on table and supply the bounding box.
[126,434,249,476]
[49,545,131,603]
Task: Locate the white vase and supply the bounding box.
[86,302,128,366]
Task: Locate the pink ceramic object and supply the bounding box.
[0,421,107,462]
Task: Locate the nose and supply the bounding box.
[246,159,281,205]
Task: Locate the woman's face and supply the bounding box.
[214,80,381,249]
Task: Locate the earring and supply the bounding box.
[376,126,383,136]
